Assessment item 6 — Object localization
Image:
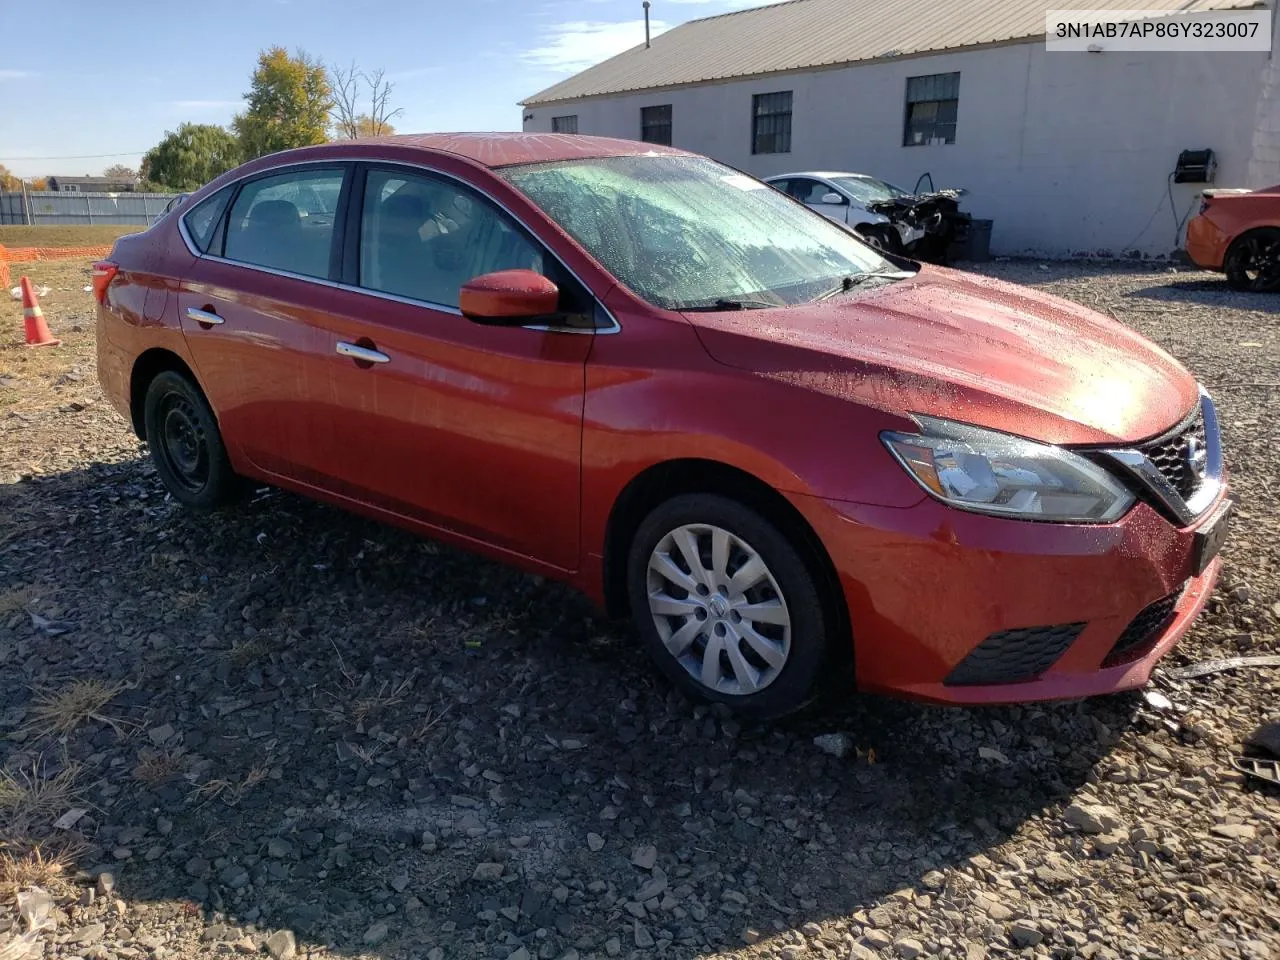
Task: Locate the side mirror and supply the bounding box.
[459,269,559,325]
[820,192,846,205]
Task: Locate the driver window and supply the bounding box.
[359,168,544,308]
[796,180,840,204]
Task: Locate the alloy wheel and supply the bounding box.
[645,523,791,696]
[1229,230,1280,292]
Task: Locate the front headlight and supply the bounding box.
[881,417,1135,523]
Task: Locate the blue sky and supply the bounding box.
[0,0,774,178]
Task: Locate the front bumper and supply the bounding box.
[791,491,1226,705]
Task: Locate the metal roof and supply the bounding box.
[522,0,1263,105]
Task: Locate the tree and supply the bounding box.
[29,177,47,191]
[102,163,138,181]
[0,165,19,191]
[330,61,402,139]
[352,115,396,138]
[141,123,242,191]
[234,47,332,158]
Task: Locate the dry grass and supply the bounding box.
[0,585,36,617]
[391,616,438,649]
[0,258,98,428]
[407,704,452,743]
[0,759,81,832]
[350,677,414,724]
[0,225,141,248]
[0,841,79,896]
[227,639,270,667]
[188,762,271,808]
[23,679,129,739]
[132,748,186,786]
[171,588,210,611]
[322,674,416,727]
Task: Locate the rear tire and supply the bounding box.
[626,494,832,718]
[143,370,240,509]
[1224,228,1280,292]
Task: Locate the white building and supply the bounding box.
[521,0,1280,257]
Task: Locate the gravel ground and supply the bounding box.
[0,259,1277,960]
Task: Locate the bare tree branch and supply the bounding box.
[330,60,362,140]
[364,68,405,137]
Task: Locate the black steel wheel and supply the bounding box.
[143,370,240,508]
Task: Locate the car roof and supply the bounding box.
[765,171,872,181]
[263,133,691,169]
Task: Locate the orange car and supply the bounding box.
[1185,185,1280,292]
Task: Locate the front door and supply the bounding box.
[311,165,594,571]
[789,178,850,224]
[176,165,348,484]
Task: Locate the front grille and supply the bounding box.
[1103,588,1183,667]
[1136,407,1206,501]
[945,623,1085,686]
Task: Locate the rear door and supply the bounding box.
[176,164,350,484]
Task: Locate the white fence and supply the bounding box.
[0,191,184,226]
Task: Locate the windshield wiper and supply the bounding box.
[681,297,778,312]
[816,271,914,302]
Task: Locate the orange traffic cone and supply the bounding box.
[21,275,60,348]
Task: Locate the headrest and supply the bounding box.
[248,199,301,227]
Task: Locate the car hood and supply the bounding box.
[685,266,1198,446]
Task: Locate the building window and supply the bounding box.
[551,115,578,134]
[751,91,792,154]
[640,104,672,145]
[904,72,959,146]
[62,184,81,193]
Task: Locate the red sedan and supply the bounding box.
[95,134,1230,717]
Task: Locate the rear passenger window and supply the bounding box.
[224,169,345,279]
[182,186,232,254]
[358,169,544,308]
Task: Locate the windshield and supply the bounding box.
[829,176,910,204]
[499,155,898,310]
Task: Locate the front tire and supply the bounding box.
[143,370,240,509]
[857,224,903,255]
[626,494,832,718]
[1224,228,1280,292]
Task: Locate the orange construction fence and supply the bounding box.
[0,243,113,290]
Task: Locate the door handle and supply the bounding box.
[336,341,390,365]
[186,306,224,326]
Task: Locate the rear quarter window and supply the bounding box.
[182,186,233,253]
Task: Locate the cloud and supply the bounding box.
[522,18,671,72]
[0,69,33,80]
[171,99,239,110]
